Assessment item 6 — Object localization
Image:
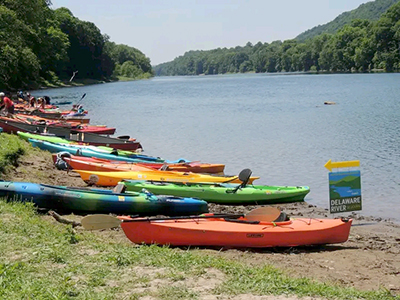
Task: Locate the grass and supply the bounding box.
[0,134,30,174]
[0,133,55,182]
[0,200,398,300]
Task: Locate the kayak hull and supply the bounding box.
[0,181,208,216]
[75,170,260,187]
[50,152,225,174]
[10,124,142,151]
[121,180,310,205]
[120,216,352,248]
[28,138,151,163]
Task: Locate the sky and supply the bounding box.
[50,0,371,65]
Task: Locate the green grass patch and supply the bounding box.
[0,134,31,174]
[0,200,398,300]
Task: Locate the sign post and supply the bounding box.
[325,160,362,214]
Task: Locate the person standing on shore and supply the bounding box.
[0,92,15,116]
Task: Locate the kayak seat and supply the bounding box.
[273,212,289,222]
[230,168,252,193]
[113,183,126,194]
[160,163,169,171]
[238,168,252,186]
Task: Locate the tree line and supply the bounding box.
[154,2,400,76]
[296,0,399,41]
[0,0,153,91]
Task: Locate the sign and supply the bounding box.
[329,170,362,213]
[324,159,360,172]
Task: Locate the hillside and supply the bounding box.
[296,0,400,41]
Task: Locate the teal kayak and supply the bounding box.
[0,181,208,216]
[18,131,160,162]
[18,132,186,163]
[120,180,310,205]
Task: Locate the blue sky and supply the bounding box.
[51,0,370,65]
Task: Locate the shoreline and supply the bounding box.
[1,140,400,296]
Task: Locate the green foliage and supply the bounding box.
[106,42,153,79]
[0,1,153,90]
[296,0,400,41]
[155,1,400,76]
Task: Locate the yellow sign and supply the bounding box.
[324,159,360,171]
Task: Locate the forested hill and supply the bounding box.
[154,1,400,76]
[296,0,400,41]
[0,1,153,91]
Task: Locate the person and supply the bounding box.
[37,97,46,109]
[17,90,24,100]
[27,93,37,107]
[44,96,51,105]
[0,92,15,116]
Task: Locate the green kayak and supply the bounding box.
[120,179,310,205]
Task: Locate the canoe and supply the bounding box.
[28,139,149,162]
[120,180,310,205]
[74,169,260,187]
[54,154,225,174]
[119,214,352,247]
[0,181,208,216]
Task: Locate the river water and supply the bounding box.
[32,73,400,221]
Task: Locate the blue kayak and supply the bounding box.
[28,139,160,163]
[0,181,208,216]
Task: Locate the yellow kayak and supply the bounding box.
[74,169,260,187]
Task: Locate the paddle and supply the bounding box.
[81,206,282,230]
[67,93,86,115]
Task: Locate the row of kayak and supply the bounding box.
[0,117,142,150]
[18,131,311,205]
[0,107,353,248]
[0,180,351,248]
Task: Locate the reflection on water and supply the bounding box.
[33,73,400,222]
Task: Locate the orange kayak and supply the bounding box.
[56,155,153,172]
[74,169,260,187]
[57,155,224,174]
[119,215,352,248]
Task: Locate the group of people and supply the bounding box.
[0,91,55,117]
[1,91,49,117]
[17,91,51,108]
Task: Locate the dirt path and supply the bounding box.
[5,151,400,296]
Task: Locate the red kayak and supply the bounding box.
[2,115,116,135]
[52,154,225,174]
